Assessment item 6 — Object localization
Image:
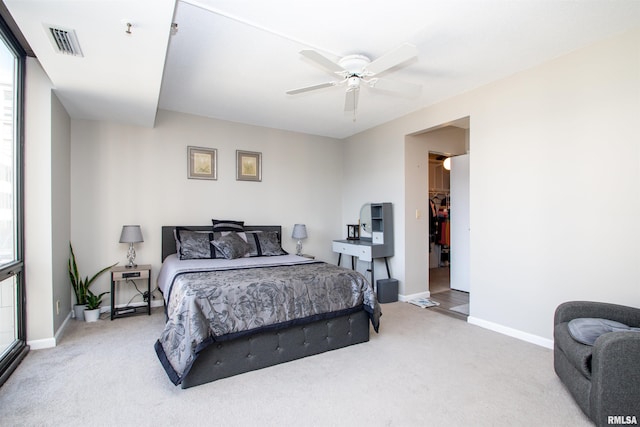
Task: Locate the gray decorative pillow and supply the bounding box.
[175,228,214,260]
[212,219,245,233]
[255,231,287,256]
[568,318,640,346]
[211,231,253,258]
[244,231,261,257]
[212,232,251,259]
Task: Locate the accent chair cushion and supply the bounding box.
[568,318,639,346]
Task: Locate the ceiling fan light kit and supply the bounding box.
[287,43,421,114]
[346,76,361,91]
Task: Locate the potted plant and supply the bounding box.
[84,289,109,322]
[69,243,116,320]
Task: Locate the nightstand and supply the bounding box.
[110,264,151,320]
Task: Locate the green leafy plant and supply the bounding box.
[69,243,116,306]
[85,289,109,310]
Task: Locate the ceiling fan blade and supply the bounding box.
[286,81,336,95]
[365,43,418,75]
[344,89,359,112]
[368,78,422,97]
[300,50,345,74]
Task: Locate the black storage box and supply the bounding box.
[377,278,399,303]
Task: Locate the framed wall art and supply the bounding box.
[236,150,262,182]
[187,146,217,180]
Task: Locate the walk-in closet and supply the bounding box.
[428,152,469,318]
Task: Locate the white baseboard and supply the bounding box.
[30,299,164,350]
[27,337,56,350]
[28,310,73,350]
[398,291,431,302]
[56,311,73,340]
[467,316,554,349]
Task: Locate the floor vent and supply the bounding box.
[45,25,83,57]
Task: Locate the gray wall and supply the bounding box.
[342,28,640,345]
[24,57,71,345]
[69,110,345,307]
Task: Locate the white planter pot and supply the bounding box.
[84,308,100,322]
[74,304,86,321]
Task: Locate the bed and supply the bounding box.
[154,224,381,388]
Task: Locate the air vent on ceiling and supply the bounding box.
[45,25,83,57]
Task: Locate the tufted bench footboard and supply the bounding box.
[181,309,371,388]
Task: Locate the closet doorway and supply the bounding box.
[404,121,470,319]
[426,139,470,318]
[428,152,451,288]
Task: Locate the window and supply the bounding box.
[0,13,26,385]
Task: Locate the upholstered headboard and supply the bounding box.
[161,225,283,262]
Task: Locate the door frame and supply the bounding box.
[403,117,469,301]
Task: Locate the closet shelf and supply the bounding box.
[429,188,450,195]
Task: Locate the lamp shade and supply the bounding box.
[291,224,308,240]
[119,225,144,243]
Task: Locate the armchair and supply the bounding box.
[554,301,640,426]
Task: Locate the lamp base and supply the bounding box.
[126,244,137,269]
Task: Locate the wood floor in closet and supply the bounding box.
[429,267,469,320]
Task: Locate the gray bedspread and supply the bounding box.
[155,261,380,385]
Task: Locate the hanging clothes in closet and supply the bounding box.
[429,198,437,252]
[437,196,450,266]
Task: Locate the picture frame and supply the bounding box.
[236,150,262,182]
[187,146,217,180]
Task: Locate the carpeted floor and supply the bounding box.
[0,303,591,426]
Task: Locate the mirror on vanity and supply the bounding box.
[359,203,372,241]
[332,202,394,284]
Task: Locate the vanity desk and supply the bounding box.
[333,202,394,285]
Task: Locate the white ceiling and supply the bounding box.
[5,0,640,139]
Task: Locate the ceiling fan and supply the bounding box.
[286,43,421,112]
